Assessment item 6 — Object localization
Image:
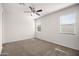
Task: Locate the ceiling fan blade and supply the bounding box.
[36,9,42,12]
[24,11,31,13]
[19,3,26,6]
[29,6,33,10]
[35,13,40,16]
[29,6,36,13]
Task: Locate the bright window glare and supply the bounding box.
[60,13,76,25]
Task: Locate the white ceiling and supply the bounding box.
[2,3,75,18]
[23,3,75,18]
[31,3,75,16]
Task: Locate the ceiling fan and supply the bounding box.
[19,3,43,16]
[24,6,42,16]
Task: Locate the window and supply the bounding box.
[37,25,41,32]
[36,20,41,32]
[60,13,76,34]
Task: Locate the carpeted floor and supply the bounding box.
[1,38,79,56]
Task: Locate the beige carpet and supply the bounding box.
[1,38,79,56]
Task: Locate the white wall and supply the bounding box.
[3,3,35,43]
[0,4,2,53]
[35,4,79,50]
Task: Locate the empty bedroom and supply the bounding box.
[0,3,79,56]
